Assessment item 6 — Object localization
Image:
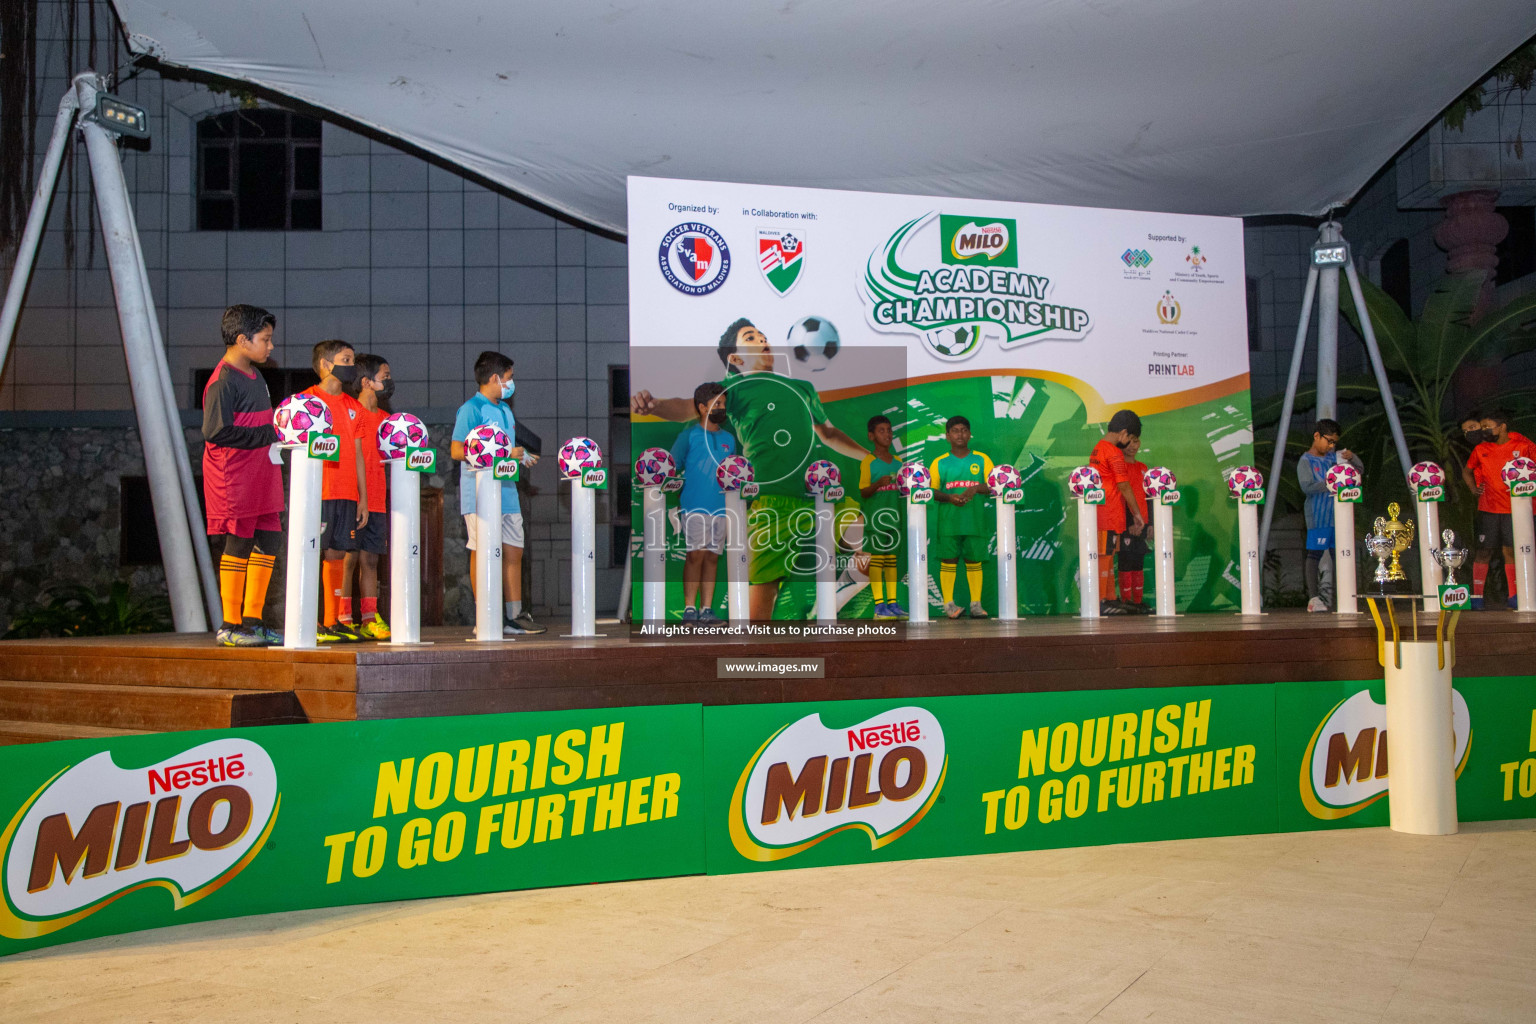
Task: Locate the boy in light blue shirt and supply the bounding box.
[669,381,736,622]
[1297,418,1363,612]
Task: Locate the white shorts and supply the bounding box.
[681,512,727,554]
[463,512,524,551]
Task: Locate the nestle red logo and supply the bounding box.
[847,720,921,751]
[147,754,245,795]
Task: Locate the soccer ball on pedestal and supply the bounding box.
[377,412,428,460]
[1225,465,1263,496]
[1068,465,1102,498]
[633,447,677,487]
[805,459,841,495]
[558,437,603,479]
[896,461,930,494]
[273,394,332,447]
[987,464,1023,495]
[1324,463,1361,493]
[1143,466,1177,495]
[716,455,754,491]
[1502,457,1536,484]
[1408,461,1444,488]
[463,424,511,470]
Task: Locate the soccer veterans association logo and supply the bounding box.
[757,229,804,295]
[728,707,946,862]
[659,222,731,295]
[0,738,280,939]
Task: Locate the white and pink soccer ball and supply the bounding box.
[462,424,512,469]
[1325,463,1361,493]
[896,461,930,494]
[716,454,754,491]
[1408,461,1445,488]
[273,393,332,447]
[633,447,677,487]
[987,464,1023,494]
[1502,457,1536,484]
[804,459,841,495]
[1068,465,1102,498]
[1143,466,1177,495]
[1225,465,1264,496]
[376,412,428,460]
[558,436,602,479]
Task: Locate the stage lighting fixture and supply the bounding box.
[93,93,150,138]
[1310,241,1349,267]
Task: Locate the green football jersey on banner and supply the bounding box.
[932,449,995,536]
[721,371,830,498]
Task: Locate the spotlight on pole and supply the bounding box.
[92,93,150,139]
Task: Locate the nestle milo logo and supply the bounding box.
[940,215,1016,267]
[1002,487,1024,504]
[1158,489,1182,506]
[308,433,341,461]
[740,481,761,499]
[1241,488,1264,505]
[822,485,845,502]
[1416,484,1445,502]
[1083,487,1106,506]
[493,458,519,481]
[1513,480,1536,498]
[581,468,608,489]
[909,487,933,504]
[405,447,436,473]
[1439,584,1472,610]
[1337,486,1362,504]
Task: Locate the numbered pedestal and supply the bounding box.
[812,494,836,621]
[905,495,930,624]
[1153,501,1176,617]
[282,447,324,649]
[387,459,424,644]
[1384,641,1459,835]
[1417,499,1442,613]
[1076,496,1099,618]
[1514,495,1536,612]
[1333,499,1358,615]
[568,482,598,637]
[995,500,1017,620]
[1238,501,1262,615]
[472,469,503,642]
[725,490,750,623]
[641,486,667,622]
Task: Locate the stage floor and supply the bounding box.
[0,609,1531,741]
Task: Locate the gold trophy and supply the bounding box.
[1367,502,1415,592]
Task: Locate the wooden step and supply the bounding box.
[0,720,147,747]
[0,637,356,693]
[0,680,304,732]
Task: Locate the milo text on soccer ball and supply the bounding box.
[2,738,279,938]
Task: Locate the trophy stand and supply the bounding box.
[1362,505,1461,836]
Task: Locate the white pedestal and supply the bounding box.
[1077,496,1099,618]
[1238,502,1262,615]
[1417,499,1442,613]
[472,469,503,642]
[641,486,667,622]
[568,482,597,637]
[1153,501,1176,617]
[995,500,1017,620]
[282,447,323,649]
[906,495,929,624]
[725,490,749,623]
[387,459,423,644]
[814,494,836,621]
[1334,500,1358,615]
[1384,640,1459,835]
[1514,494,1536,612]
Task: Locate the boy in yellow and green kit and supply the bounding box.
[930,415,994,619]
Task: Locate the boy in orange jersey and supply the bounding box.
[1088,409,1146,615]
[346,354,394,638]
[1119,433,1152,610]
[1462,408,1535,609]
[302,340,369,642]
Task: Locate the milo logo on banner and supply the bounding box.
[0,739,279,939]
[864,213,1092,361]
[728,707,946,862]
[1299,689,1471,819]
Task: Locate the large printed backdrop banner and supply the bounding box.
[627,176,1255,618]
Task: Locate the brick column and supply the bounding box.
[1434,189,1508,322]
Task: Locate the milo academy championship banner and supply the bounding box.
[628,176,1255,617]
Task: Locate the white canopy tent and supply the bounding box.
[112,0,1536,235]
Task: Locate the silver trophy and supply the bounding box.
[1430,528,1468,585]
[1364,529,1396,586]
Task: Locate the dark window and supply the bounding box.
[121,476,205,566]
[193,365,319,408]
[1497,207,1536,287]
[1246,277,1261,351]
[197,111,322,231]
[1380,239,1411,312]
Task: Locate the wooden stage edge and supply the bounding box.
[0,611,1533,742]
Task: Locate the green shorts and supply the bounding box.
[935,533,990,563]
[748,493,861,585]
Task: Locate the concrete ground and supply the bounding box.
[3,822,1534,1023]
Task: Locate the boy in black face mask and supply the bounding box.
[669,381,737,622]
[302,340,369,642]
[346,354,394,638]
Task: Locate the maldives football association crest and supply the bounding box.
[659,222,731,296]
[758,229,804,295]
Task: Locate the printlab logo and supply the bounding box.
[658,222,731,296]
[1298,689,1471,819]
[728,707,946,861]
[0,738,280,939]
[1156,291,1182,325]
[757,229,804,295]
[940,215,1017,267]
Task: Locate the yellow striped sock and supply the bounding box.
[940,561,957,606]
[966,561,984,604]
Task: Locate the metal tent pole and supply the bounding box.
[0,91,79,368]
[1344,260,1414,479]
[75,74,207,632]
[1315,221,1343,420]
[1257,266,1320,570]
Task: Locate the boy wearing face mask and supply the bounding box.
[1297,419,1362,612]
[302,340,369,642]
[1089,410,1146,615]
[452,350,545,635]
[345,354,394,638]
[669,381,736,622]
[1461,409,1533,609]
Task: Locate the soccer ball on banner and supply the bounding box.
[1502,457,1536,484]
[376,412,428,461]
[896,461,930,494]
[462,424,511,470]
[1225,465,1264,496]
[1068,465,1102,498]
[788,316,839,373]
[632,447,677,487]
[558,437,603,479]
[1324,463,1361,493]
[1408,461,1445,488]
[987,463,1023,495]
[1143,466,1178,495]
[716,454,754,491]
[805,459,841,495]
[273,394,331,447]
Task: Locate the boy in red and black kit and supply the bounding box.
[203,305,284,647]
[1089,409,1147,615]
[302,340,369,642]
[1461,408,1534,610]
[1119,433,1152,610]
